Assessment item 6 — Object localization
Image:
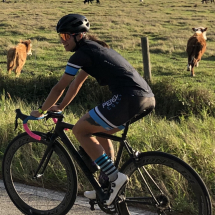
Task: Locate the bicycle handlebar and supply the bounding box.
[15,109,64,141]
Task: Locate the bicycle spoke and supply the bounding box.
[3,133,77,215]
[11,142,68,210]
[121,152,211,215]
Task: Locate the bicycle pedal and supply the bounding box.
[89,199,97,211]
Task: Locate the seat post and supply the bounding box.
[121,121,131,140]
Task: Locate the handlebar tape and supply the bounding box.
[23,124,41,140]
[16,109,66,141]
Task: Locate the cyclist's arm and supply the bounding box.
[38,73,75,113]
[41,69,88,111]
[58,69,88,110]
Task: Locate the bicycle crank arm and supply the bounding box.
[125,196,155,205]
[116,196,130,215]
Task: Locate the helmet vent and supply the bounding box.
[56,14,90,33]
[72,21,83,27]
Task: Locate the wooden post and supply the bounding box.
[141,37,151,82]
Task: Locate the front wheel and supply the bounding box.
[2,132,78,215]
[120,151,212,215]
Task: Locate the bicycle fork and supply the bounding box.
[32,134,56,179]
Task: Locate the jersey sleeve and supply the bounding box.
[65,51,92,76]
[65,62,81,76]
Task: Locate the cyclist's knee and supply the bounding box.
[73,113,108,139]
[73,123,88,138]
[72,119,95,139]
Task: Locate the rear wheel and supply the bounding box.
[3,132,77,215]
[120,151,212,215]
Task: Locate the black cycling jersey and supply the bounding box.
[65,39,154,97]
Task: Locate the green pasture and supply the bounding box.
[0,0,215,210]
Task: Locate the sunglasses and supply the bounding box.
[58,33,78,41]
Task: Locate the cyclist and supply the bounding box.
[30,14,155,205]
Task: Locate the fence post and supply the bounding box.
[141,37,151,83]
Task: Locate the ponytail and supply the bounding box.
[85,34,109,48]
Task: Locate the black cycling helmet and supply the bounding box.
[56,14,90,34]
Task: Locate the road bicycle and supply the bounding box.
[2,108,212,215]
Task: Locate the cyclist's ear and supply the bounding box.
[77,33,84,41]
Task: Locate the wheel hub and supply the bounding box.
[156,194,171,213]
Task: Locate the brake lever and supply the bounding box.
[45,111,63,121]
[14,115,19,131]
[45,114,51,121]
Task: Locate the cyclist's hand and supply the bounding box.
[30,110,43,118]
[49,105,62,112]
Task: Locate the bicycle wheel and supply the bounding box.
[2,132,78,215]
[120,151,212,215]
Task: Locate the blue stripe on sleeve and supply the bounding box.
[89,109,112,130]
[65,65,79,76]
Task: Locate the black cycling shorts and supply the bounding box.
[89,94,155,130]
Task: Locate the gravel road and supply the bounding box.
[0,180,154,215]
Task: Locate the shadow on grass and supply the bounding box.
[0,71,111,110]
[0,72,60,103]
[203,55,215,61]
[152,77,215,119]
[1,71,215,120]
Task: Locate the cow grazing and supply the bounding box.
[84,0,94,4]
[202,0,214,3]
[186,27,207,77]
[7,39,32,77]
[83,0,100,4]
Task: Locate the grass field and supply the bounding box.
[0,0,215,212]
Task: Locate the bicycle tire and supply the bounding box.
[120,151,212,215]
[2,132,78,215]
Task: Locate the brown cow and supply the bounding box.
[7,39,32,77]
[186,27,207,77]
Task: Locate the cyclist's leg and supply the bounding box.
[88,96,155,199]
[73,117,128,205]
[96,126,122,160]
[85,133,119,200]
[73,94,154,205]
[73,95,134,205]
[96,137,115,160]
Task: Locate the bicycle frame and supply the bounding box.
[15,108,160,209]
[32,116,136,203]
[8,109,212,215]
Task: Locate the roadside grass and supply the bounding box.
[0,0,215,210]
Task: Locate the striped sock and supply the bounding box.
[95,154,118,182]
